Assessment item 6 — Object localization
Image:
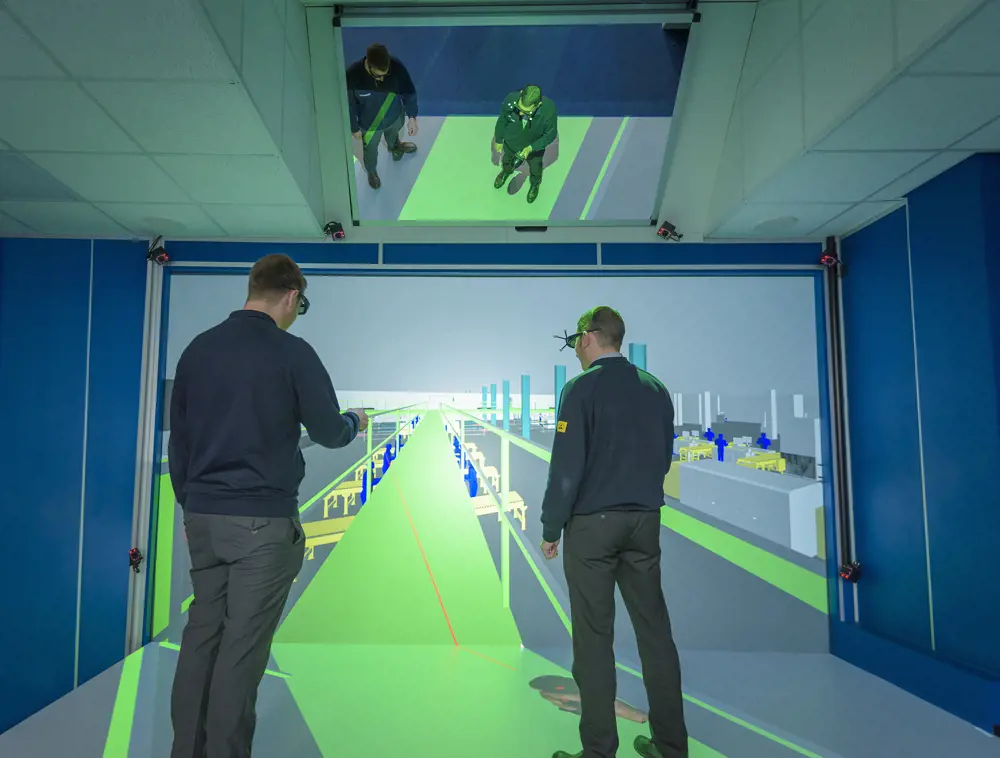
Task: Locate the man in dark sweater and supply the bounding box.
[542,307,688,758]
[346,43,419,190]
[493,84,558,204]
[168,254,368,758]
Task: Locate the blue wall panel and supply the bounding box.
[166,241,378,265]
[77,241,149,685]
[602,242,821,267]
[908,156,1000,677]
[840,207,932,652]
[383,243,597,266]
[0,238,91,733]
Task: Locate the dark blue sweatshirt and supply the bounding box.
[345,56,418,135]
[168,310,360,518]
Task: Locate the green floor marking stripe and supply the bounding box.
[385,411,522,648]
[398,116,592,222]
[152,475,174,637]
[270,642,726,758]
[274,429,454,646]
[580,116,630,220]
[157,641,289,679]
[661,506,828,613]
[102,648,144,758]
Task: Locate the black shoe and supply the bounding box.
[527,183,540,203]
[494,170,512,189]
[634,735,666,758]
[391,141,417,161]
[552,752,582,758]
[367,171,380,189]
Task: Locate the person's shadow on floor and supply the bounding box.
[490,138,561,195]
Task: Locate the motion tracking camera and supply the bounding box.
[656,220,683,242]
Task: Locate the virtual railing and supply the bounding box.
[441,404,564,618]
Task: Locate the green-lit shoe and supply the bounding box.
[634,735,666,758]
[552,751,582,758]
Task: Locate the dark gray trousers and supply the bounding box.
[563,510,689,758]
[170,512,305,758]
[362,111,405,174]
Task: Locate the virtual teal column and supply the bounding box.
[521,374,531,439]
[482,386,488,421]
[502,380,511,431]
[554,365,567,418]
[628,342,647,370]
[490,383,497,425]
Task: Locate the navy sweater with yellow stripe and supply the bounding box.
[540,355,675,542]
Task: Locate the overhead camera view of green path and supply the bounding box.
[271,410,724,757]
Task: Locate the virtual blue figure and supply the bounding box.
[360,468,368,504]
[756,432,772,450]
[453,437,461,456]
[466,461,478,497]
[382,443,394,476]
[705,427,715,442]
[715,433,728,462]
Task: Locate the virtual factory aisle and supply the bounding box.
[2,412,999,758]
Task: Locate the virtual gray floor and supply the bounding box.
[351,116,668,223]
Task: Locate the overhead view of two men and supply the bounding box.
[345,43,559,203]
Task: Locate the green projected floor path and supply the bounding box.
[271,412,724,757]
[398,117,593,222]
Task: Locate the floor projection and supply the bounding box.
[7,273,1000,758]
[339,25,687,224]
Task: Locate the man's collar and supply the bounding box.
[230,309,276,325]
[592,352,625,363]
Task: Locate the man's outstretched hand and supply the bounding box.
[494,141,504,154]
[541,539,560,560]
[348,408,369,432]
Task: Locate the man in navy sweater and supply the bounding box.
[346,42,419,190]
[541,306,688,758]
[168,254,368,758]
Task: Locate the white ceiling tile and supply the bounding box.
[202,203,321,237]
[803,0,894,145]
[26,153,191,203]
[954,116,1000,150]
[85,81,276,155]
[5,0,236,80]
[201,0,244,73]
[808,200,902,238]
[739,0,800,100]
[242,0,286,147]
[741,41,806,194]
[0,140,8,150]
[869,150,975,199]
[815,74,1000,151]
[0,201,130,236]
[894,0,982,65]
[155,155,306,204]
[909,0,1000,74]
[0,9,67,78]
[708,106,745,227]
[0,81,141,153]
[272,0,287,27]
[0,210,35,235]
[710,201,851,239]
[281,48,313,197]
[285,0,311,87]
[0,152,78,201]
[96,203,225,237]
[753,150,934,203]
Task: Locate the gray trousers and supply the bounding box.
[362,111,405,174]
[563,510,689,758]
[170,512,305,758]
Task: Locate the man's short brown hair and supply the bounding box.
[366,43,390,73]
[577,306,626,350]
[247,254,306,302]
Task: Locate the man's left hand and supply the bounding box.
[541,539,560,560]
[519,146,532,160]
[407,118,418,136]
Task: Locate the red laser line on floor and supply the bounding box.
[458,645,516,671]
[392,475,459,647]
